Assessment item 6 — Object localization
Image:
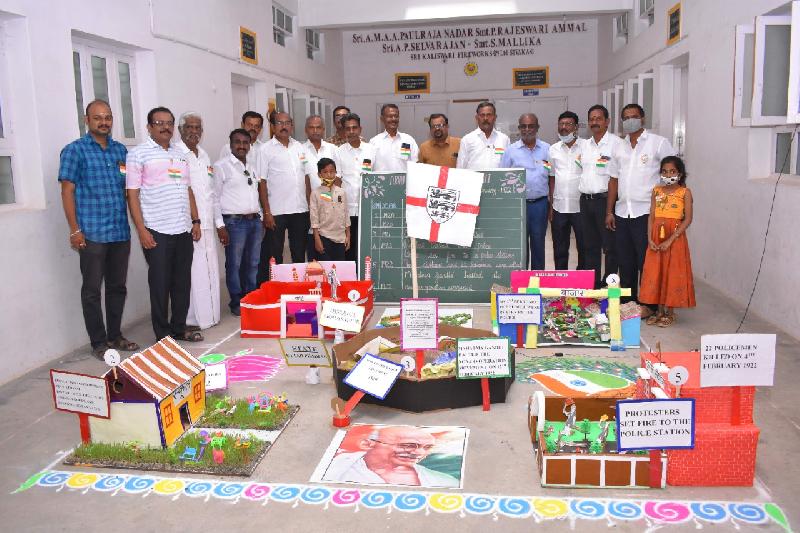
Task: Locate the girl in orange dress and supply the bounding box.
[639,156,695,327]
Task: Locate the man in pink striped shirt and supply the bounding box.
[126,106,203,343]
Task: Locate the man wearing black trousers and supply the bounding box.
[605,104,675,313]
[126,107,203,342]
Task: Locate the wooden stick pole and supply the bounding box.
[410,237,419,298]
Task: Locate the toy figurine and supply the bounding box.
[327,266,340,300]
[561,398,576,436]
[597,414,610,443]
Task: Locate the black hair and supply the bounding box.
[270,111,292,125]
[558,110,579,125]
[241,111,264,126]
[332,105,350,119]
[588,104,609,120]
[621,103,645,117]
[147,106,174,125]
[85,99,111,117]
[229,128,251,144]
[660,155,687,186]
[342,113,361,127]
[428,113,449,125]
[317,157,336,173]
[476,101,496,114]
[380,103,399,116]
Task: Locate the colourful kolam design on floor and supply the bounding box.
[516,357,638,397]
[13,470,791,530]
[226,355,284,383]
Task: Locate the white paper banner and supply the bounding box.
[280,338,332,367]
[616,398,695,451]
[456,337,511,379]
[319,301,365,333]
[343,353,404,400]
[700,333,776,387]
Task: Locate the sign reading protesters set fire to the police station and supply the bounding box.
[616,398,695,451]
[700,334,776,387]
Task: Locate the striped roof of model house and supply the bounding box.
[115,337,204,401]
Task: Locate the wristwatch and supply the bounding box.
[192,219,201,225]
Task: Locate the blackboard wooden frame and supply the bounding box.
[240,26,258,65]
[512,66,549,89]
[395,72,431,94]
[359,170,527,303]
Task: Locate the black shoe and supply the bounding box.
[231,307,241,317]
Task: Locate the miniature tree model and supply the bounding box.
[577,418,592,444]
[589,440,603,454]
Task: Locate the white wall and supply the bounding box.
[0,0,345,384]
[342,17,601,140]
[597,0,800,332]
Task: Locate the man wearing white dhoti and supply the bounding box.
[177,112,221,330]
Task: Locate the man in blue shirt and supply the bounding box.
[59,99,140,358]
[500,113,551,270]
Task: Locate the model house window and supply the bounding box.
[193,382,201,403]
[72,37,139,143]
[273,4,293,47]
[306,29,320,60]
[163,403,174,427]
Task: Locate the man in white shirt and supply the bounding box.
[303,115,338,259]
[177,112,221,330]
[548,110,585,271]
[369,103,419,172]
[213,129,265,316]
[606,103,676,307]
[456,101,510,169]
[334,113,377,264]
[579,104,623,289]
[258,112,311,271]
[219,110,265,170]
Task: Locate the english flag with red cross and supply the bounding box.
[405,161,483,247]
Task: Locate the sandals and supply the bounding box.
[658,314,675,327]
[108,337,140,351]
[646,313,663,326]
[175,330,204,342]
[91,345,107,360]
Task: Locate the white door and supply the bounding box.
[231,82,250,129]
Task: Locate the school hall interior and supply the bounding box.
[0,1,798,531]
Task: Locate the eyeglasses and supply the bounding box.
[274,120,293,126]
[430,123,447,129]
[371,439,435,452]
[150,120,174,127]
[518,124,539,130]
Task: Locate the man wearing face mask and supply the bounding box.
[547,111,585,270]
[578,105,623,289]
[500,113,550,270]
[605,104,675,309]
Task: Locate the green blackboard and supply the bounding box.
[359,169,526,303]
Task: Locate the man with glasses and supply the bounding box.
[324,426,459,487]
[500,113,551,270]
[213,129,265,316]
[457,101,509,169]
[59,99,140,358]
[548,111,586,270]
[369,103,418,172]
[258,112,311,267]
[127,106,202,341]
[419,113,460,168]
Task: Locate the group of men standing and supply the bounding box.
[59,96,672,358]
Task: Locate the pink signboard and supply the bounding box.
[510,270,595,292]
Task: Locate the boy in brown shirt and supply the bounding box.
[309,158,350,260]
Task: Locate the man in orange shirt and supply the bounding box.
[418,113,460,168]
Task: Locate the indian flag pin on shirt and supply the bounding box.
[542,160,552,172]
[168,167,182,179]
[494,146,505,155]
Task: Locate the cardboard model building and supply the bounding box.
[528,392,665,489]
[240,261,373,339]
[88,337,206,448]
[333,325,514,412]
[635,352,759,486]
